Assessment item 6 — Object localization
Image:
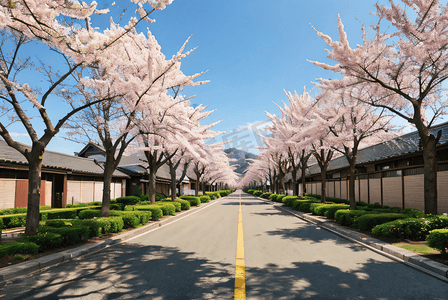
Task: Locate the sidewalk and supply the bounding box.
[255,196,448,283]
[0,199,222,282]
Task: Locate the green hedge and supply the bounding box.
[371,216,448,240]
[334,209,374,227]
[356,213,407,231]
[205,192,220,199]
[17,232,63,251]
[160,201,182,212]
[109,210,151,227]
[253,191,263,197]
[0,206,51,216]
[125,205,164,220]
[157,203,176,216]
[42,207,88,220]
[78,209,102,219]
[294,199,321,213]
[426,229,448,253]
[115,196,141,206]
[199,196,211,203]
[0,242,39,258]
[282,196,299,207]
[179,196,201,206]
[260,192,271,199]
[176,199,190,210]
[37,225,91,245]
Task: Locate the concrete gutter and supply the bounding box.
[256,197,448,283]
[0,199,221,282]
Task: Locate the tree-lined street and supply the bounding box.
[1,191,447,299]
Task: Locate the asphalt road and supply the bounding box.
[0,190,447,299]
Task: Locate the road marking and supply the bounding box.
[234,197,246,300]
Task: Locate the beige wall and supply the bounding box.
[341,181,347,200]
[404,174,424,211]
[360,179,369,203]
[0,179,16,210]
[355,180,360,202]
[369,178,381,204]
[45,181,52,207]
[381,177,403,208]
[335,181,341,198]
[328,181,335,198]
[437,171,448,214]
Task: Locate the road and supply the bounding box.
[0,190,447,299]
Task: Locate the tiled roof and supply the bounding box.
[305,121,448,176]
[0,140,129,178]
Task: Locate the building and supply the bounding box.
[284,122,448,214]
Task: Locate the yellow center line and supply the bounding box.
[235,195,246,300]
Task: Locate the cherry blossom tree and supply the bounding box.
[0,0,172,235]
[316,83,394,209]
[65,27,205,215]
[311,0,448,213]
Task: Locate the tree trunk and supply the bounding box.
[423,134,438,214]
[301,166,307,196]
[321,165,327,204]
[169,163,177,200]
[101,163,114,217]
[25,150,44,236]
[148,170,157,204]
[348,159,357,210]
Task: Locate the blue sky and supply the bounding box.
[4,1,408,155]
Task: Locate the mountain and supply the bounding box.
[224,148,257,175]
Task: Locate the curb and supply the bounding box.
[255,196,448,283]
[0,198,223,282]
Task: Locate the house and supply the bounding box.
[0,139,129,209]
[284,121,448,214]
[76,142,196,196]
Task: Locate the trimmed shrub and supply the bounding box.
[17,232,63,251]
[324,204,351,219]
[253,191,263,197]
[65,203,89,208]
[218,190,231,197]
[157,203,176,216]
[295,200,321,213]
[104,216,124,233]
[126,206,162,221]
[109,211,151,227]
[426,229,448,253]
[160,200,182,212]
[115,196,141,206]
[44,219,71,228]
[260,192,271,199]
[176,199,190,210]
[37,225,90,245]
[357,213,407,231]
[205,192,220,199]
[269,194,277,202]
[78,209,102,220]
[247,189,255,194]
[276,194,286,203]
[110,203,126,211]
[179,196,201,206]
[0,214,26,229]
[334,209,374,227]
[371,216,448,240]
[0,242,39,258]
[72,219,108,237]
[310,203,337,216]
[324,197,350,205]
[282,196,299,207]
[400,208,426,218]
[199,196,211,203]
[86,201,102,206]
[43,208,88,220]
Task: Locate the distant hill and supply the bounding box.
[224,148,257,175]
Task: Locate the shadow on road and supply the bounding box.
[3,244,235,300]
